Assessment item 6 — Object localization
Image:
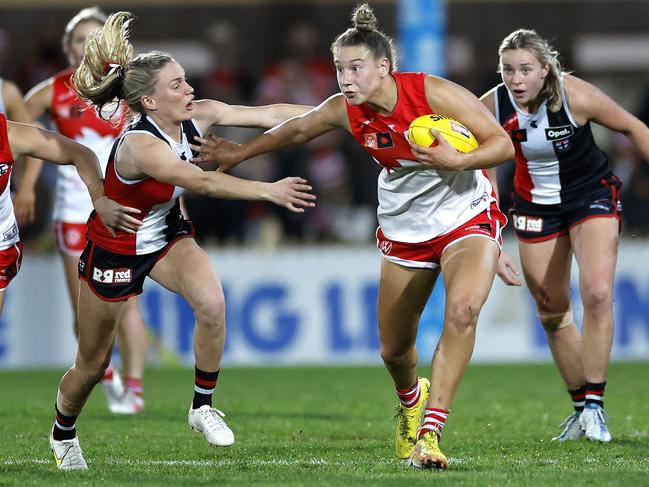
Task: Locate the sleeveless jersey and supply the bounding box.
[495,77,611,205]
[0,114,19,249]
[87,115,201,255]
[346,72,495,243]
[50,68,126,222]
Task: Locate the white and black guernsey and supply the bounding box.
[495,78,611,205]
[87,115,201,255]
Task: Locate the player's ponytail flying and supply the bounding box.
[74,11,174,121]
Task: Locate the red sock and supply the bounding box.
[396,380,421,408]
[125,377,143,397]
[418,408,449,440]
[102,363,115,382]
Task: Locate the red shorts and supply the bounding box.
[0,242,23,290]
[376,202,507,269]
[54,221,88,256]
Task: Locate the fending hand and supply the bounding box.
[266,177,317,213]
[189,134,242,172]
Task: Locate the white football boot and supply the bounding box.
[551,411,585,442]
[50,435,88,470]
[579,403,611,442]
[188,405,235,446]
[101,368,126,414]
[108,389,145,415]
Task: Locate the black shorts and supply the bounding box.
[78,219,194,302]
[510,175,622,242]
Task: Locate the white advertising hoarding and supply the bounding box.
[1,240,648,368]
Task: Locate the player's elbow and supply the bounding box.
[499,135,515,161]
[72,144,100,168]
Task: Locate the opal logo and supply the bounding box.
[545,125,573,140]
[92,267,132,284]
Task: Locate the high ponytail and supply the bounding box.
[73,11,174,120]
[72,11,134,119]
[331,3,397,72]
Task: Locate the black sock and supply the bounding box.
[52,404,77,441]
[192,367,219,409]
[585,381,606,408]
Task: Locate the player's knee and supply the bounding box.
[445,297,483,333]
[538,310,574,333]
[580,284,612,314]
[193,295,226,328]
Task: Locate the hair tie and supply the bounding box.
[103,62,124,78]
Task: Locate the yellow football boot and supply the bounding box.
[408,430,448,470]
[394,377,430,459]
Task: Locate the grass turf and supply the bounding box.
[1,363,648,486]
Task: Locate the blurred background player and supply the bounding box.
[0,77,32,123]
[481,28,649,442]
[15,7,147,414]
[190,3,514,470]
[0,112,142,315]
[49,11,315,470]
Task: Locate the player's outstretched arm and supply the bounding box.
[194,99,314,132]
[190,94,347,171]
[124,135,316,213]
[7,121,142,235]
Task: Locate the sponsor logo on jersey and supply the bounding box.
[92,267,132,284]
[545,125,573,141]
[511,129,527,142]
[470,192,489,209]
[0,164,9,176]
[513,215,543,233]
[2,224,17,242]
[364,134,377,148]
[364,132,393,149]
[450,122,471,139]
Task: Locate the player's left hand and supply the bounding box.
[93,196,143,237]
[409,128,466,171]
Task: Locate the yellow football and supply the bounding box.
[408,114,479,153]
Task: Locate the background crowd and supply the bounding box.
[2,1,649,247]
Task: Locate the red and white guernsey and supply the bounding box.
[495,77,611,205]
[87,115,201,255]
[346,72,495,243]
[50,68,126,222]
[0,113,19,250]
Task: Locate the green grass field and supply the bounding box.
[1,363,648,486]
